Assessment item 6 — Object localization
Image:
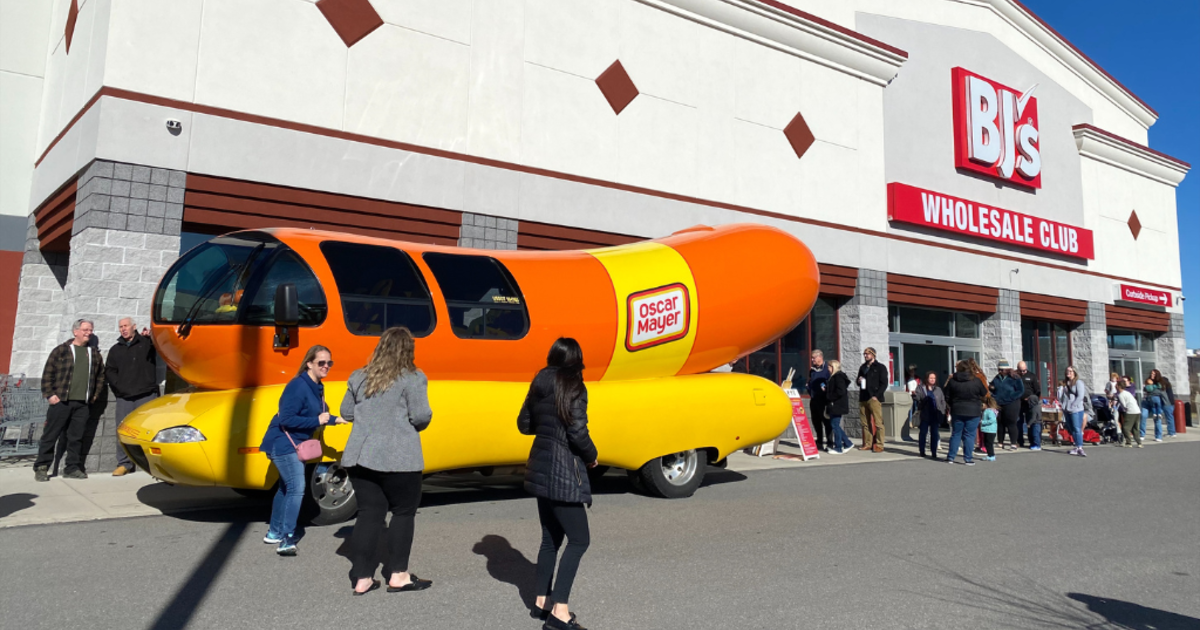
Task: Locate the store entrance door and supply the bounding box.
[903,343,952,384]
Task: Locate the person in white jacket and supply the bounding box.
[1116,378,1143,448]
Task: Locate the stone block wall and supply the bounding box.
[1158,313,1189,398]
[1070,302,1108,392]
[458,212,518,250]
[10,159,185,472]
[982,288,1021,371]
[838,268,889,435]
[10,214,69,378]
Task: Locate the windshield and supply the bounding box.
[154,232,327,327]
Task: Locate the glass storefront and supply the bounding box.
[887,305,982,387]
[1021,320,1072,400]
[735,297,840,388]
[1107,330,1156,385]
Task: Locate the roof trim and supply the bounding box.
[955,0,1158,128]
[637,0,908,87]
[1072,124,1190,188]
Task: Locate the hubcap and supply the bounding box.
[310,462,354,511]
[661,450,699,486]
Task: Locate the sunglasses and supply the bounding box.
[315,360,334,368]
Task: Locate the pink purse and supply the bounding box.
[284,429,323,462]
[281,396,327,462]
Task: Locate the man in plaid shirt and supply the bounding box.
[34,319,105,481]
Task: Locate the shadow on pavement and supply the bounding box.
[0,492,37,519]
[1067,593,1200,630]
[894,553,1198,629]
[135,484,270,523]
[147,521,249,630]
[472,534,538,612]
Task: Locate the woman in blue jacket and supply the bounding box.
[260,345,339,555]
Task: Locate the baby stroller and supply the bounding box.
[1090,394,1122,444]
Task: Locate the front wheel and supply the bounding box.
[303,462,358,525]
[637,450,706,499]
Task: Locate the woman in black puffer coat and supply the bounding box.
[518,338,598,630]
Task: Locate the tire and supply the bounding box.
[302,461,358,525]
[637,449,706,499]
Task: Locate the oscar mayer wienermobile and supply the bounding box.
[117,223,819,522]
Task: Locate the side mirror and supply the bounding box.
[275,283,299,327]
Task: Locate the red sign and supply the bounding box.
[888,183,1095,260]
[952,67,1041,188]
[789,395,820,460]
[1120,284,1172,307]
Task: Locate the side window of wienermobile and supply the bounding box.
[241,250,328,326]
[319,241,436,337]
[155,232,278,325]
[421,253,529,340]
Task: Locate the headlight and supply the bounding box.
[152,426,207,443]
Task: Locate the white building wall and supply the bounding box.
[0,0,54,247]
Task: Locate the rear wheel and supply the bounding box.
[637,449,706,499]
[303,462,358,525]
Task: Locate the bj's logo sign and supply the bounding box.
[626,284,690,352]
[952,67,1042,188]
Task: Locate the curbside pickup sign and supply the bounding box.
[1119,284,1172,307]
[888,183,1094,259]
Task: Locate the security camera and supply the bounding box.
[165,119,183,136]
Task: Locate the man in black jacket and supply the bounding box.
[807,350,833,451]
[856,347,889,453]
[35,319,105,481]
[1016,361,1043,451]
[105,317,160,475]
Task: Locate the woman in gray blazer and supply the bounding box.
[340,327,433,596]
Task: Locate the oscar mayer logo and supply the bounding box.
[626,283,690,352]
[952,67,1042,188]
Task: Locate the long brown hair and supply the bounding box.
[297,345,331,377]
[547,338,585,426]
[1065,365,1079,387]
[363,327,417,398]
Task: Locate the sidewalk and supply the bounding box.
[0,467,250,529]
[2,430,1195,529]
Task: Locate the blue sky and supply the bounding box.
[1020,0,1198,346]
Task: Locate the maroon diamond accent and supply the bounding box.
[316,0,383,47]
[596,61,638,115]
[65,0,79,54]
[1128,210,1142,240]
[784,112,815,160]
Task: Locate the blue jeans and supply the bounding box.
[1063,411,1084,448]
[830,415,854,451]
[1163,403,1176,436]
[267,446,306,538]
[947,415,980,463]
[918,415,941,456]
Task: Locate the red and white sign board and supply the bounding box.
[888,183,1095,260]
[1119,284,1172,307]
[952,67,1041,189]
[787,390,820,461]
[626,283,690,352]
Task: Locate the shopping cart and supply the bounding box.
[0,374,48,458]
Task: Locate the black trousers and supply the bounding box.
[982,432,996,457]
[997,401,1021,446]
[809,397,832,448]
[535,497,590,605]
[36,401,90,472]
[346,467,422,582]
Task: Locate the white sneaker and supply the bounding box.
[1155,438,1162,442]
[827,448,841,455]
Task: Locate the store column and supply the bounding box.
[839,269,889,436]
[56,160,184,473]
[982,289,1021,371]
[1070,302,1108,392]
[1157,313,1190,401]
[8,215,69,377]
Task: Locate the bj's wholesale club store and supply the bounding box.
[3,0,1190,445]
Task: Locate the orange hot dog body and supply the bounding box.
[152,224,819,390]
